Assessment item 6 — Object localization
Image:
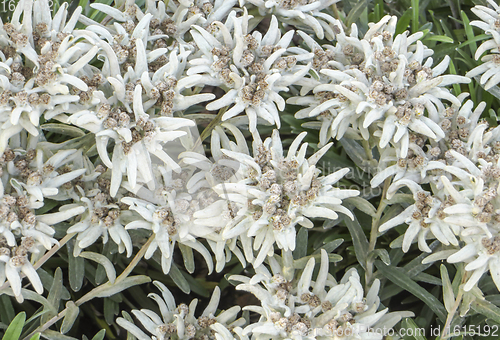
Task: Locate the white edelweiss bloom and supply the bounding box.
[239,0,338,40]
[466,0,500,89]
[67,192,134,257]
[212,129,358,267]
[0,190,84,302]
[0,0,97,153]
[379,180,459,253]
[447,233,500,291]
[122,182,218,274]
[116,281,245,340]
[232,250,413,340]
[0,236,43,302]
[70,82,196,197]
[370,141,446,188]
[189,10,312,132]
[290,15,469,158]
[15,149,88,206]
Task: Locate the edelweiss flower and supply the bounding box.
[212,129,358,267]
[67,190,134,257]
[447,233,500,291]
[467,0,500,89]
[116,281,245,340]
[189,11,311,131]
[232,250,413,340]
[0,0,97,153]
[0,190,84,301]
[290,16,469,158]
[239,0,339,40]
[122,168,221,274]
[379,179,459,252]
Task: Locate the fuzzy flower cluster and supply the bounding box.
[118,251,413,340]
[2,0,500,336]
[230,250,413,340]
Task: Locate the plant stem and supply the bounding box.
[23,234,155,340]
[365,178,391,287]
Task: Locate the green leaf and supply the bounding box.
[60,301,80,334]
[79,251,116,284]
[422,35,454,43]
[91,329,106,340]
[344,215,369,270]
[29,333,41,340]
[67,240,85,292]
[375,261,447,322]
[440,265,455,314]
[411,0,419,33]
[2,312,25,340]
[0,295,15,325]
[396,8,413,35]
[461,10,477,56]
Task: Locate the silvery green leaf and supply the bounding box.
[293,253,342,269]
[120,311,136,340]
[103,298,118,325]
[169,264,190,294]
[369,249,391,265]
[471,298,500,325]
[41,123,85,138]
[375,261,447,322]
[314,239,344,254]
[42,330,78,340]
[293,227,308,260]
[67,241,85,292]
[179,244,195,274]
[440,265,455,314]
[344,215,369,270]
[42,268,63,324]
[339,138,378,173]
[384,193,414,205]
[400,318,426,340]
[60,301,79,334]
[93,276,151,298]
[79,252,116,284]
[345,197,377,217]
[37,269,70,301]
[413,272,442,286]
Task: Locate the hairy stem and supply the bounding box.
[365,178,391,286]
